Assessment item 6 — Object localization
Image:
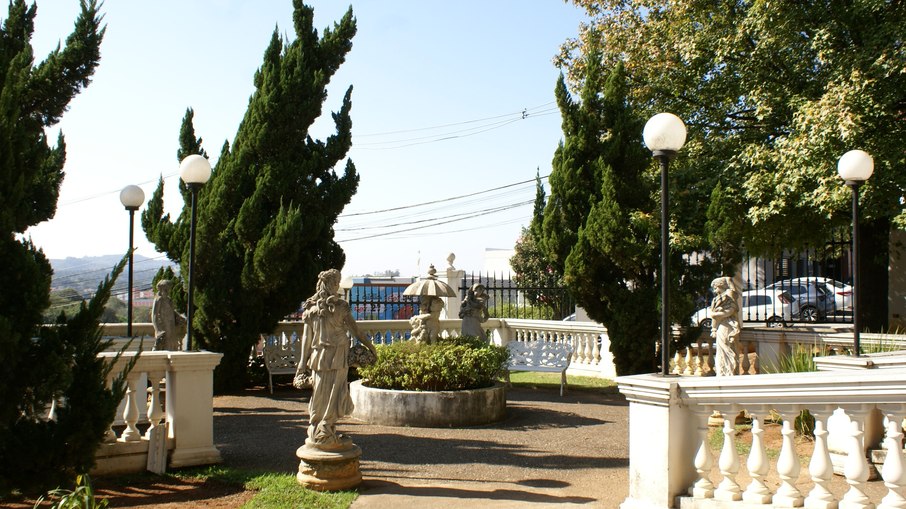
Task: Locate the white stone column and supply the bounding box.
[442,263,465,321]
[617,375,698,509]
[166,351,224,468]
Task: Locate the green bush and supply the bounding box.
[357,336,509,391]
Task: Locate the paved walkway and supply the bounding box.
[214,385,630,508]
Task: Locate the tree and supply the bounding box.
[0,0,132,495]
[542,57,707,374]
[142,1,359,391]
[560,0,906,330]
[510,171,571,319]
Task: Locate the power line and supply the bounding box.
[340,174,548,218]
[336,199,532,232]
[353,101,556,137]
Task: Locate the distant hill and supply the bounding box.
[50,254,177,299]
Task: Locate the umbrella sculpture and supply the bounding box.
[404,265,456,343]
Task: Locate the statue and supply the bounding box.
[409,295,444,344]
[459,283,489,341]
[152,279,186,351]
[296,269,376,449]
[709,276,742,376]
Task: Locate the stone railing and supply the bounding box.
[671,326,906,376]
[617,360,906,508]
[92,326,222,475]
[262,317,615,379]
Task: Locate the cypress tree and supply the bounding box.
[543,58,706,375]
[0,0,132,495]
[142,1,358,391]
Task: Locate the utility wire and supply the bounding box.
[340,174,548,218]
[336,200,532,232]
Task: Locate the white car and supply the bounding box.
[691,289,796,328]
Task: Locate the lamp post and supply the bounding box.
[119,185,145,337]
[837,150,874,357]
[179,154,212,351]
[643,113,687,375]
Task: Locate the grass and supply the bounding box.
[504,371,618,392]
[166,466,358,509]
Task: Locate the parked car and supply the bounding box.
[768,276,852,313]
[690,289,796,328]
[765,279,835,322]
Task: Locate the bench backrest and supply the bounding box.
[262,333,298,372]
[507,340,573,368]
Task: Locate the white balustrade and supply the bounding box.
[88,350,222,475]
[618,366,906,509]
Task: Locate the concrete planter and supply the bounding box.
[350,380,507,427]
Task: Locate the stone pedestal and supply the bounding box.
[296,443,362,491]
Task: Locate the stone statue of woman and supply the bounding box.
[151,279,186,351]
[296,269,376,449]
[459,283,489,341]
[709,276,742,376]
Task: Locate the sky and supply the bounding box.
[24,1,588,278]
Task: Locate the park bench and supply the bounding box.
[504,340,573,396]
[261,334,299,394]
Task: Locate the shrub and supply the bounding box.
[357,336,509,391]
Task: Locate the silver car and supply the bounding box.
[765,279,835,322]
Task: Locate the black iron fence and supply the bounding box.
[459,272,575,321]
[322,229,854,326]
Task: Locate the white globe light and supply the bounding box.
[837,150,874,182]
[119,185,145,209]
[643,113,687,153]
[179,154,212,185]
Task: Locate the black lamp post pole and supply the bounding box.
[126,207,137,337]
[186,184,201,351]
[849,181,862,357]
[655,150,676,375]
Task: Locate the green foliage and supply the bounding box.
[510,172,573,320]
[0,0,127,497]
[34,474,108,509]
[357,336,509,391]
[507,371,617,392]
[487,301,560,320]
[141,2,358,391]
[243,473,356,509]
[541,58,711,375]
[167,466,357,509]
[561,0,906,329]
[764,344,825,374]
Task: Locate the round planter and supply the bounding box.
[350,380,507,427]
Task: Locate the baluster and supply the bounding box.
[591,333,601,365]
[682,346,693,375]
[144,371,165,438]
[774,411,805,507]
[582,332,591,365]
[715,415,742,501]
[672,348,683,375]
[739,342,751,375]
[694,337,705,376]
[879,416,906,509]
[743,414,773,504]
[691,407,715,498]
[840,411,874,509]
[119,373,142,442]
[805,410,837,509]
[706,340,716,375]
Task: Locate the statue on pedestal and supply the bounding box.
[410,296,444,344]
[295,269,375,491]
[459,283,489,341]
[709,276,742,376]
[152,279,186,351]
